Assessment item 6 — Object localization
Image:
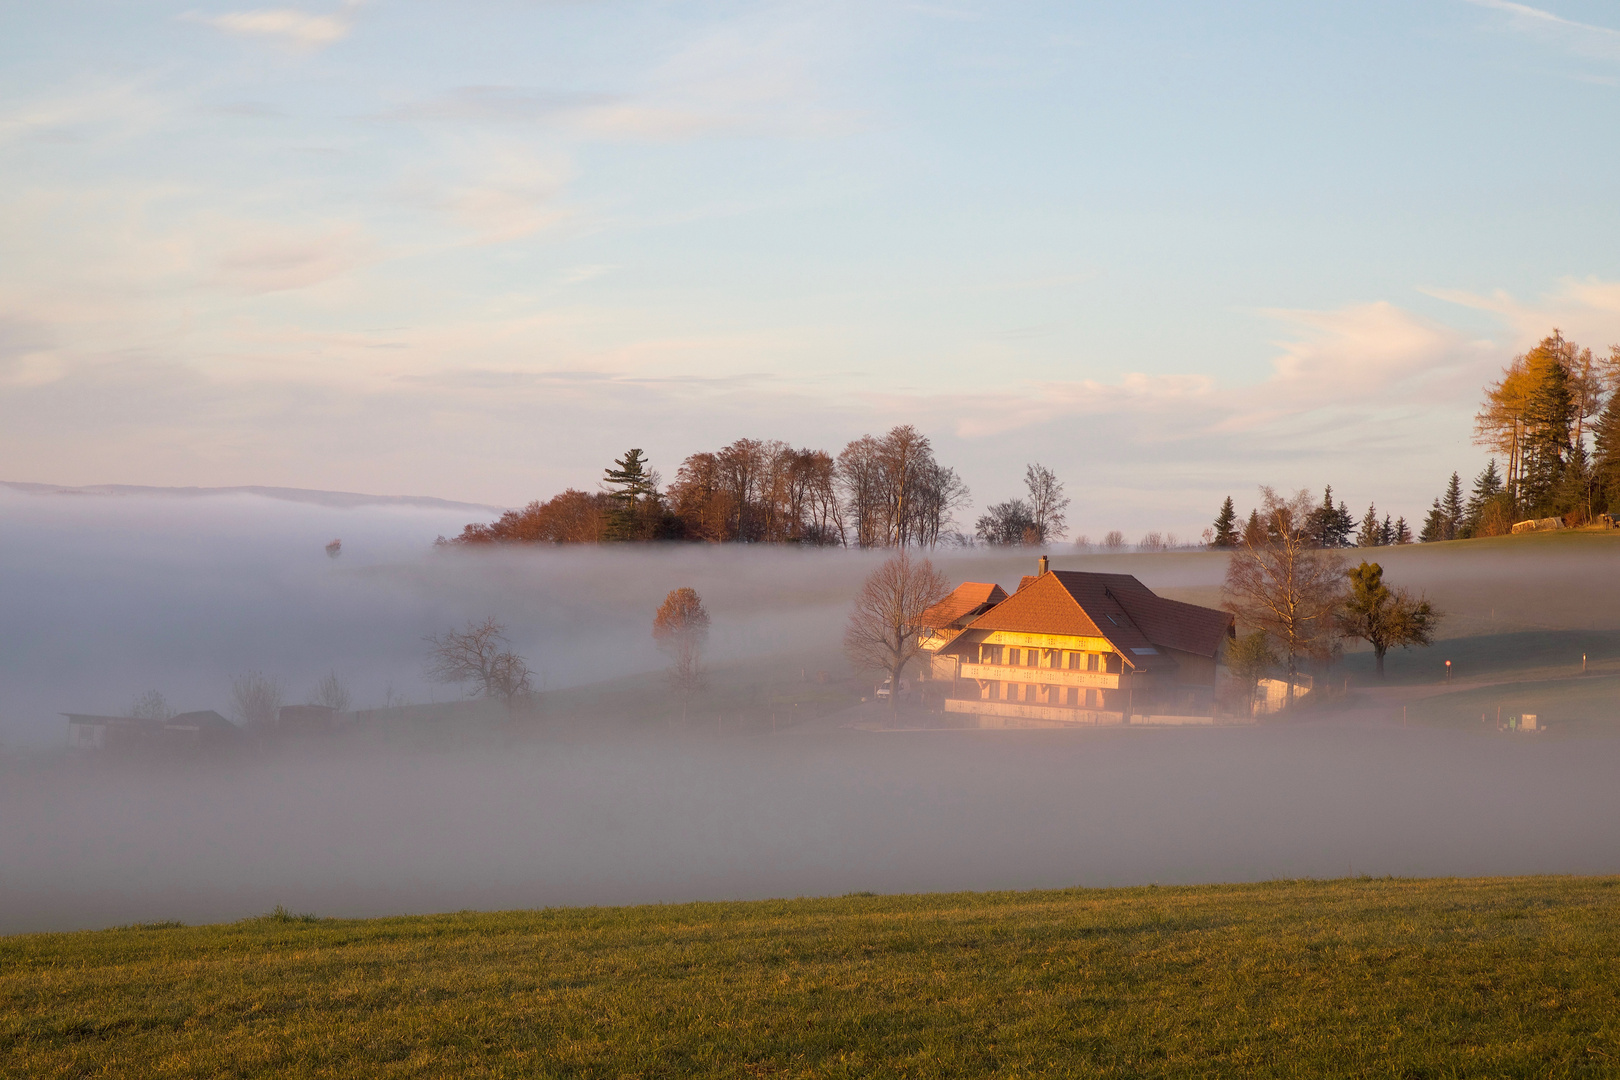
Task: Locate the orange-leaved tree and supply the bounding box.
[653,587,710,723]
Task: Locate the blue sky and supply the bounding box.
[4,0,1620,536]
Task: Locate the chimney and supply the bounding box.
[1038,554,1049,575]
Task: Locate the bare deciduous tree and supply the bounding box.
[1102,530,1126,551]
[229,671,283,729]
[426,618,534,704]
[653,587,711,723]
[309,671,352,713]
[129,690,173,722]
[1222,487,1346,707]
[1024,463,1070,544]
[975,499,1035,545]
[843,554,950,715]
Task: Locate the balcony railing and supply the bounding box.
[956,662,1120,689]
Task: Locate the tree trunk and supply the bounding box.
[1375,647,1386,678]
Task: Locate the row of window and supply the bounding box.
[973,682,1109,708]
[975,645,1118,673]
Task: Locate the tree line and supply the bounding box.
[445,426,1079,549]
[1208,486,1418,550]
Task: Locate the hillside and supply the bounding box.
[5,876,1620,1077]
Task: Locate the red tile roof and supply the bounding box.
[921,582,1009,629]
[960,570,1233,669]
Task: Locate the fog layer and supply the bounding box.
[5,487,1620,934]
[5,728,1619,934]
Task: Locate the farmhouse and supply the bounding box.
[919,557,1236,726]
[65,710,242,752]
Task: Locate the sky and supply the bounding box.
[4,0,1620,537]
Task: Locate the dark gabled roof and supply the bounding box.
[959,570,1233,669]
[920,582,1009,629]
[166,710,238,732]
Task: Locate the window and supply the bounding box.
[1027,650,1039,667]
[1008,647,1021,666]
[1087,653,1099,672]
[1067,652,1080,669]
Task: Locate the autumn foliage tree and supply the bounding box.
[652,587,710,721]
[843,554,950,715]
[1221,488,1346,707]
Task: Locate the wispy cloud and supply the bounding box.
[380,10,862,143]
[1427,276,1620,348]
[1465,0,1620,62]
[187,1,363,52]
[0,83,165,147]
[212,223,374,293]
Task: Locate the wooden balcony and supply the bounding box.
[956,663,1120,689]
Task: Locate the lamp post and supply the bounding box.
[1445,659,1452,684]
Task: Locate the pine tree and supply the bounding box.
[1303,486,1352,548]
[1333,500,1355,547]
[1594,385,1620,513]
[1357,504,1382,547]
[1463,460,1504,536]
[1211,496,1239,548]
[1242,508,1265,547]
[603,448,659,540]
[1419,498,1445,543]
[1394,516,1413,544]
[1380,515,1394,546]
[1520,341,1575,513]
[1441,472,1463,540]
[1558,439,1592,522]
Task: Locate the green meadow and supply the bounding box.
[6,876,1620,1078]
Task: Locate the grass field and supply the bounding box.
[6,877,1620,1077]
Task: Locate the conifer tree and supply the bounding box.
[1356,504,1382,547]
[1463,460,1505,536]
[1593,384,1620,513]
[1520,341,1575,512]
[1242,508,1266,547]
[1394,516,1413,545]
[1441,472,1464,540]
[1305,487,1352,548]
[1333,499,1354,547]
[603,448,660,540]
[1380,515,1394,546]
[1419,499,1445,543]
[1211,496,1239,548]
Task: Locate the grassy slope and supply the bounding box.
[6,878,1620,1078]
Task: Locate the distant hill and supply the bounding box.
[0,481,502,513]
